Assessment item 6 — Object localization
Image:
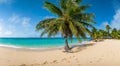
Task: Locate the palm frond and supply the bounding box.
[44,1,62,17]
[80,21,95,29]
[80,4,90,12]
[72,13,95,23]
[40,29,49,37]
[75,21,88,33]
[36,18,56,31]
[81,13,95,23]
[74,0,82,4]
[69,21,78,35]
[60,0,67,11]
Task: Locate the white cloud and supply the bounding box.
[0,25,2,32]
[0,18,13,37]
[0,18,4,35]
[44,16,56,19]
[39,16,56,20]
[8,14,20,23]
[4,31,13,35]
[98,21,108,30]
[100,0,120,29]
[0,14,38,37]
[101,9,120,30]
[22,17,31,27]
[98,21,109,30]
[101,21,109,27]
[8,14,31,27]
[0,25,2,35]
[0,18,4,22]
[110,9,120,29]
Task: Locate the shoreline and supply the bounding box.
[0,40,90,51]
[3,39,120,66]
[0,38,91,50]
[0,44,63,51]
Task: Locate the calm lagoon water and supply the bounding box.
[0,38,91,48]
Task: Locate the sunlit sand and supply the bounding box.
[0,39,120,66]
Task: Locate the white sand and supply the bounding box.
[0,39,120,66]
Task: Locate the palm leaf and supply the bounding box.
[74,0,82,4]
[60,0,67,11]
[36,18,56,31]
[80,21,95,29]
[44,1,62,17]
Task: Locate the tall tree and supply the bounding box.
[106,25,111,38]
[91,28,97,40]
[36,0,95,52]
[111,28,120,39]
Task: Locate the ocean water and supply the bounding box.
[0,38,91,48]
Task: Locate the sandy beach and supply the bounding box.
[1,39,120,66]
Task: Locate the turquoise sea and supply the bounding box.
[0,38,91,48]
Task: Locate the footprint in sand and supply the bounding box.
[97,57,103,62]
[73,55,75,57]
[78,64,81,66]
[72,56,79,63]
[42,61,48,65]
[61,58,67,61]
[10,65,14,66]
[62,57,72,63]
[74,58,78,62]
[19,64,27,66]
[101,55,104,57]
[69,56,72,59]
[89,61,93,63]
[52,60,58,63]
[8,60,10,62]
[67,60,70,63]
[75,58,78,60]
[31,63,41,66]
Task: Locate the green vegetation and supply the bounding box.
[106,25,111,38]
[91,28,107,41]
[91,24,120,41]
[36,0,95,52]
[111,28,120,39]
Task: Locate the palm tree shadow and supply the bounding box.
[93,39,104,42]
[70,43,95,53]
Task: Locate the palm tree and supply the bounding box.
[98,29,104,39]
[99,29,108,39]
[111,28,117,39]
[91,28,97,40]
[111,28,120,39]
[36,0,95,52]
[106,25,111,38]
[91,29,104,40]
[117,29,120,39]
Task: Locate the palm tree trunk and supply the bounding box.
[64,38,71,52]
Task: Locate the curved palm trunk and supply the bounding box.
[64,38,71,52]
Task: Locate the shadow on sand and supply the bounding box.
[70,43,95,53]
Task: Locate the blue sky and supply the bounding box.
[0,0,120,37]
